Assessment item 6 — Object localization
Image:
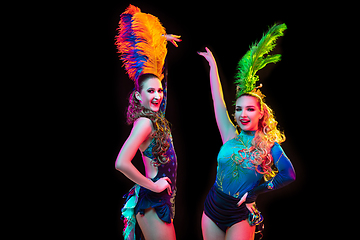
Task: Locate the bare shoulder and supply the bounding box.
[132,117,155,152]
[131,117,153,138]
[134,117,153,127]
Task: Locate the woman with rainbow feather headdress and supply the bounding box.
[198,23,296,240]
[114,4,181,240]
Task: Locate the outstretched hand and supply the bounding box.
[237,192,256,213]
[197,47,216,66]
[166,34,182,47]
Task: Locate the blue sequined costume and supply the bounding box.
[121,69,178,240]
[204,130,295,232]
[135,135,177,219]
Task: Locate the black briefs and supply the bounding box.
[204,185,250,232]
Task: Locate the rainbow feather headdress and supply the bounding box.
[115,4,167,82]
[234,23,287,99]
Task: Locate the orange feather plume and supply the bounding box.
[115,4,167,81]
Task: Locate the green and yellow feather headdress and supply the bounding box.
[234,23,287,99]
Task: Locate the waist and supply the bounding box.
[153,162,177,189]
[212,184,241,202]
[204,185,249,217]
[151,174,176,191]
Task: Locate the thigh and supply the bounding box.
[225,220,255,240]
[201,212,225,240]
[136,208,176,240]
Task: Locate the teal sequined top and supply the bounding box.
[215,130,296,202]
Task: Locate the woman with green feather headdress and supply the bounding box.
[198,23,296,240]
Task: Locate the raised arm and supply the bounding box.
[158,34,181,117]
[115,117,172,195]
[198,47,237,143]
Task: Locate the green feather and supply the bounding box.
[234,23,287,99]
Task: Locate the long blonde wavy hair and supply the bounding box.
[236,92,285,176]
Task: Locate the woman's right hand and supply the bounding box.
[153,177,172,195]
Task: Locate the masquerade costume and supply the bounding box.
[203,23,295,236]
[204,131,295,233]
[115,5,177,240]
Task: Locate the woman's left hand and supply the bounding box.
[237,192,255,213]
[166,34,182,47]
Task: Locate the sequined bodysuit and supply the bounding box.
[215,130,295,202]
[142,136,177,191]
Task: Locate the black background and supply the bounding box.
[54,0,353,239]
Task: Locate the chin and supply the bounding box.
[238,123,256,131]
[149,105,160,112]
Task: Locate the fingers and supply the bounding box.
[165,178,172,195]
[168,34,181,47]
[171,40,178,47]
[197,50,209,57]
[237,192,248,206]
[246,203,255,214]
[160,177,172,195]
[167,185,172,195]
[162,177,172,184]
[240,192,248,202]
[170,34,181,39]
[197,47,212,56]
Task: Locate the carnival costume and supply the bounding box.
[115,5,177,240]
[203,23,296,236]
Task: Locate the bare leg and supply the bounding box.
[225,220,255,240]
[201,212,225,240]
[136,208,176,240]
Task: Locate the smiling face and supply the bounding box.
[235,95,264,131]
[135,77,163,112]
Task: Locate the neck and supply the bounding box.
[241,130,257,136]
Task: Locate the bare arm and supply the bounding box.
[115,117,172,194]
[198,47,237,143]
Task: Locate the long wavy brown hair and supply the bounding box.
[236,92,285,177]
[126,73,171,166]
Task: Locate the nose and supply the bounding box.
[154,91,160,99]
[240,110,247,117]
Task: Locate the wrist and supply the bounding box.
[149,179,159,192]
[209,62,218,70]
[245,191,257,203]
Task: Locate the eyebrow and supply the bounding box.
[236,105,256,108]
[147,87,163,90]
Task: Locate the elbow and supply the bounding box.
[288,169,296,183]
[115,159,124,172]
[281,169,296,185]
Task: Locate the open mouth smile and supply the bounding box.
[239,119,250,125]
[151,99,160,107]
